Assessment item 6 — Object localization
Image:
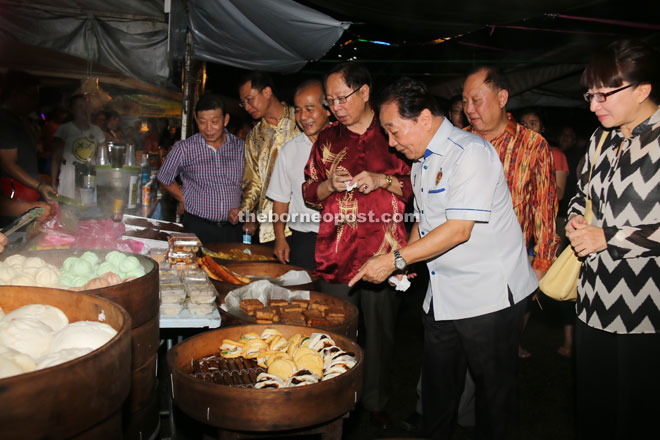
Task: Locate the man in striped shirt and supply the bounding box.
[157,94,245,244]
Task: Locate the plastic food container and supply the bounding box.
[160,302,184,316]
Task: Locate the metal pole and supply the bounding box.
[179,31,206,141]
[180,30,193,141]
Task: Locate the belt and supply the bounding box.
[186,212,231,228]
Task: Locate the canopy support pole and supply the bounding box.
[180,30,205,141]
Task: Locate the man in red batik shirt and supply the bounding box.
[462,66,558,279]
[303,62,412,429]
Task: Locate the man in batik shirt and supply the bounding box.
[228,72,299,243]
[303,62,412,429]
[462,65,559,279]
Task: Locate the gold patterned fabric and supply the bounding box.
[303,119,413,284]
[239,103,300,243]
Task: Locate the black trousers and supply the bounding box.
[319,280,400,412]
[575,319,660,439]
[422,296,528,440]
[286,229,317,271]
[181,212,242,245]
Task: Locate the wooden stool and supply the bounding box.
[217,416,342,440]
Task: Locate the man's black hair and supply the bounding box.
[466,65,509,91]
[195,93,226,116]
[379,77,442,119]
[237,71,278,97]
[323,62,372,98]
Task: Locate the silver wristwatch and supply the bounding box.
[393,249,407,270]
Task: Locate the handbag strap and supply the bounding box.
[586,130,610,201]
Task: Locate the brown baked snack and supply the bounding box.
[281,304,305,314]
[240,299,264,315]
[268,299,288,307]
[291,299,310,309]
[280,311,306,325]
[255,306,279,322]
[303,308,325,322]
[325,308,345,321]
[309,301,329,313]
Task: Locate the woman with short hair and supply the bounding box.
[567,39,660,438]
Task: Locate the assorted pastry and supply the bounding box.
[239,298,346,326]
[189,328,357,388]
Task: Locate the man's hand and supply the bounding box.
[35,202,54,223]
[533,268,545,281]
[243,220,257,236]
[228,208,240,225]
[273,237,290,264]
[350,171,381,195]
[37,183,57,202]
[329,170,352,192]
[567,225,607,257]
[0,232,7,254]
[348,253,395,287]
[176,200,185,215]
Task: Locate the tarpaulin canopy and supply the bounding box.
[0,0,172,90]
[296,0,660,108]
[188,0,349,73]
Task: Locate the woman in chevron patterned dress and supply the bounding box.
[566,39,660,439]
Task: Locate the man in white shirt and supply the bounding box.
[51,94,105,199]
[266,80,330,269]
[350,78,537,439]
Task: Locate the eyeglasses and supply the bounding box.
[239,93,259,109]
[323,86,363,107]
[583,84,634,103]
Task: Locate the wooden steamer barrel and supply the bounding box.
[167,324,363,434]
[74,251,160,440]
[1,249,161,440]
[211,262,318,296]
[0,286,131,439]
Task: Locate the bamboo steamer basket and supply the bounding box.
[0,285,131,440]
[205,242,277,263]
[218,290,359,339]
[210,262,318,296]
[167,324,363,432]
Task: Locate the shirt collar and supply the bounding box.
[262,102,296,129]
[616,107,660,138]
[201,130,230,151]
[422,117,453,159]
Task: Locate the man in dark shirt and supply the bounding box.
[0,71,56,202]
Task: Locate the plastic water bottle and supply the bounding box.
[242,230,252,244]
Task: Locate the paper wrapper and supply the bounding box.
[274,270,312,286]
[388,275,411,292]
[246,269,312,287]
[221,279,310,319]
